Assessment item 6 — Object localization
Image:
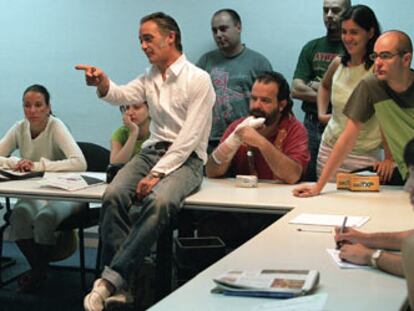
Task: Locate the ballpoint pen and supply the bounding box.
[336,216,348,249]
[296,228,332,233]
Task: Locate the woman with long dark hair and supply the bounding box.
[316,4,387,180]
[0,84,86,292]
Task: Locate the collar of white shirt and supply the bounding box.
[150,54,187,80]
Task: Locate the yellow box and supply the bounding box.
[350,175,380,191]
[336,172,380,192]
[336,173,352,190]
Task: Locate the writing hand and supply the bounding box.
[338,243,374,265]
[334,227,368,246]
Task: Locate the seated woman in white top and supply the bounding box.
[293,5,394,197]
[0,84,86,292]
[110,102,150,165]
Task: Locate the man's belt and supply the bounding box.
[152,141,172,150]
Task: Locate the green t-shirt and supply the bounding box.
[293,36,344,114]
[111,126,149,158]
[197,46,272,141]
[344,72,414,178]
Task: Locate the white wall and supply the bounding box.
[0,0,413,148]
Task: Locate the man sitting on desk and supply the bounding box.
[76,12,215,311]
[206,71,310,184]
[335,138,414,277]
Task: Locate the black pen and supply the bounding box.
[336,216,348,249]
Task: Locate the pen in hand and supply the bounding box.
[336,216,348,249]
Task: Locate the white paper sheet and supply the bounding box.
[289,213,369,227]
[39,173,104,191]
[326,248,370,269]
[251,293,328,311]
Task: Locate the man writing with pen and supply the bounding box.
[335,138,414,277]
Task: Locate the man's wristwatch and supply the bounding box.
[370,249,383,268]
[149,171,165,179]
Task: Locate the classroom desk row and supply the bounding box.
[152,180,412,311]
[0,174,411,310]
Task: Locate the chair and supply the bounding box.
[0,198,17,285]
[54,142,109,292]
[76,142,110,172]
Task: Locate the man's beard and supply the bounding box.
[250,108,279,126]
[326,25,341,41]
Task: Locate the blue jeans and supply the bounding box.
[303,113,325,182]
[100,146,203,290]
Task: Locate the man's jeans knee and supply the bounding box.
[100,149,203,289]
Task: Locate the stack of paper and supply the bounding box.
[39,173,104,191]
[212,269,320,299]
[289,213,369,228]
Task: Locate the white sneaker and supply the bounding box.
[84,278,112,311]
[104,288,134,310]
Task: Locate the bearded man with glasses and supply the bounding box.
[294,30,414,197]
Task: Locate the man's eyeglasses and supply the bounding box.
[369,51,407,61]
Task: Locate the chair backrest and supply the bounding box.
[77,142,110,172]
[402,233,414,309]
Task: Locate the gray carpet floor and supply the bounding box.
[0,241,97,311]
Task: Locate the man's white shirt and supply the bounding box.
[102,54,216,175]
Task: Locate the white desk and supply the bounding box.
[0,172,106,203]
[0,172,107,288]
[1,175,411,309]
[151,179,413,311]
[184,178,295,214]
[184,178,409,217]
